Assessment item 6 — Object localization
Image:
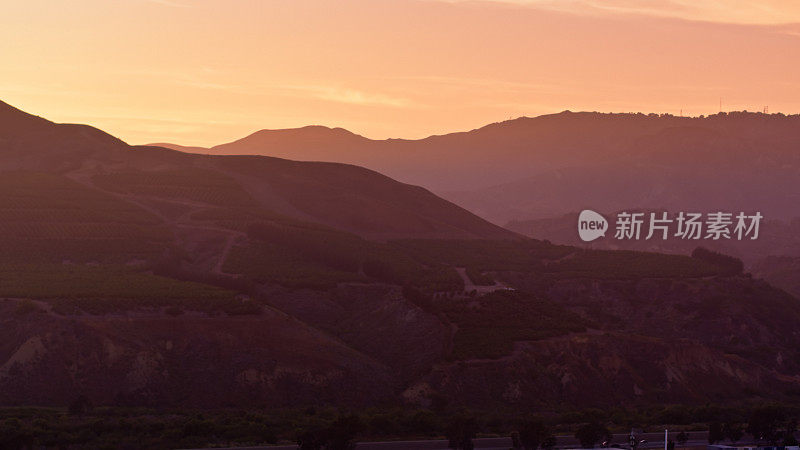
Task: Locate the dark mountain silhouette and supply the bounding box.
[0,101,513,240]
[213,125,372,160]
[160,111,800,226]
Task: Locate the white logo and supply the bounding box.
[577,210,763,242]
[578,209,608,242]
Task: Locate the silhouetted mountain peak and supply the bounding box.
[207,124,372,160]
[0,99,52,136]
[233,125,368,145]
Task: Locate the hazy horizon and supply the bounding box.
[3,0,800,147]
[144,109,792,147]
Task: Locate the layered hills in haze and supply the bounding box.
[154,111,800,225]
[0,100,511,241]
[156,111,800,296]
[3,100,800,411]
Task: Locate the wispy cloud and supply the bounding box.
[434,0,800,25]
[280,85,415,108]
[107,67,413,107]
[142,0,191,7]
[394,75,573,95]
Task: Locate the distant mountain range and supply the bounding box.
[3,100,800,411]
[153,111,800,227]
[153,111,800,296]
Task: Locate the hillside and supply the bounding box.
[2,101,800,412]
[155,111,800,226]
[0,100,513,240]
[165,111,800,289]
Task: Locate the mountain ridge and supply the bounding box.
[3,100,800,412]
[0,100,514,240]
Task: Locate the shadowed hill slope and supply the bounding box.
[3,101,800,411]
[0,100,514,240]
[160,111,800,225]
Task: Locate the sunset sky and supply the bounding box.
[3,0,800,146]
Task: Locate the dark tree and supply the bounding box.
[542,435,557,450]
[68,394,93,416]
[447,415,479,450]
[785,419,798,446]
[723,422,743,444]
[746,406,785,445]
[691,247,743,275]
[708,422,724,444]
[511,431,522,449]
[575,422,611,449]
[297,429,326,450]
[326,415,363,450]
[519,418,555,450]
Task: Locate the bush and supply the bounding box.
[13,299,42,315]
[465,267,494,286]
[691,247,744,275]
[440,290,587,360]
[574,422,611,448]
[447,415,479,450]
[518,417,556,450]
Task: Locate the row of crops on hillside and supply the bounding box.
[223,222,464,291]
[0,172,161,225]
[0,264,253,315]
[0,172,178,264]
[92,169,258,207]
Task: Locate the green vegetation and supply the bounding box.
[225,232,729,294]
[0,264,251,315]
[692,247,744,276]
[518,417,556,450]
[465,266,494,285]
[189,206,309,231]
[0,172,160,225]
[574,422,612,448]
[0,171,171,264]
[1,402,798,449]
[753,255,800,298]
[542,250,722,279]
[0,238,170,264]
[225,241,367,290]
[390,239,572,272]
[437,290,587,360]
[92,168,258,207]
[446,415,479,449]
[225,223,463,291]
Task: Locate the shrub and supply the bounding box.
[691,247,744,275]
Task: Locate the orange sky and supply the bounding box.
[3,0,800,146]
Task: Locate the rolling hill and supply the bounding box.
[153,111,800,226]
[2,100,800,414]
[0,100,513,240]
